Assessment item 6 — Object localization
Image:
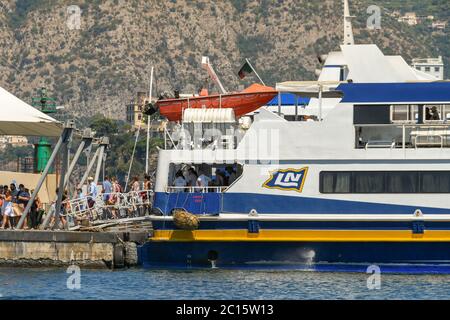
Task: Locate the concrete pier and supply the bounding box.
[0,230,150,269]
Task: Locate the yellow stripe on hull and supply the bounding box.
[151,229,450,242]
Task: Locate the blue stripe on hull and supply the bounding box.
[152,220,450,230]
[151,220,450,231]
[138,241,450,272]
[154,192,450,215]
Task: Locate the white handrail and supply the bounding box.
[166,186,227,193]
[62,190,154,222]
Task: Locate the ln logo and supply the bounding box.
[263,168,308,193]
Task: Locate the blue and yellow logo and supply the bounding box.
[263,168,308,193]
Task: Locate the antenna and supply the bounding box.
[145,66,154,175]
[343,0,355,45]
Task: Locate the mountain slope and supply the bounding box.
[0,0,447,123]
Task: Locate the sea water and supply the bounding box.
[0,267,449,300]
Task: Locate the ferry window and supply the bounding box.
[425,67,431,72]
[391,105,408,121]
[386,172,418,193]
[420,172,450,193]
[354,105,390,124]
[320,172,351,193]
[320,171,450,194]
[435,67,440,72]
[354,172,385,193]
[391,105,418,123]
[424,105,448,122]
[167,163,243,193]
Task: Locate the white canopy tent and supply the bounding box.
[276,81,345,98]
[276,81,346,121]
[0,86,62,136]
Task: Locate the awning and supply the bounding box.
[0,87,62,137]
[338,82,450,104]
[276,81,345,98]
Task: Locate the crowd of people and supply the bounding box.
[172,165,238,192]
[0,174,154,230]
[0,182,43,230]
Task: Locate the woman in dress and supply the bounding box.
[110,177,121,219]
[1,190,13,229]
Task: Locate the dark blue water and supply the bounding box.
[1,267,450,300]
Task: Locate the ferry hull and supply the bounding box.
[138,240,450,272]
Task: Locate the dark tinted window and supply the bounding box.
[386,172,418,193]
[354,105,390,124]
[354,172,385,193]
[320,171,450,194]
[420,172,450,193]
[320,172,351,193]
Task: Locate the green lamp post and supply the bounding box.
[32,88,58,173]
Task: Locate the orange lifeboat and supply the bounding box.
[156,84,277,122]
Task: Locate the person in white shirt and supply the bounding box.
[87,177,97,208]
[196,171,211,192]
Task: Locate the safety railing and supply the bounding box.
[356,123,450,149]
[166,186,228,193]
[60,190,154,224]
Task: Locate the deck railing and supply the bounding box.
[356,123,450,149]
[166,186,227,193]
[47,190,154,226]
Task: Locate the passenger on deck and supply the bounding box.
[226,166,237,185]
[173,170,187,192]
[431,106,440,120]
[212,170,225,188]
[87,177,97,208]
[102,176,112,203]
[131,176,140,192]
[144,174,152,191]
[425,107,432,121]
[196,171,211,192]
[185,168,198,187]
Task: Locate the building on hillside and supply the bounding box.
[125,91,165,136]
[126,91,148,128]
[398,12,418,26]
[431,21,446,30]
[412,56,444,80]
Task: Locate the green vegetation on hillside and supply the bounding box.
[88,115,163,182]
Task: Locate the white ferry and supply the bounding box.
[139,1,450,271]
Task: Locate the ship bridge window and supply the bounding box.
[390,105,418,123]
[320,171,450,194]
[354,105,390,124]
[424,105,450,122]
[167,162,243,193]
